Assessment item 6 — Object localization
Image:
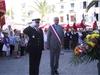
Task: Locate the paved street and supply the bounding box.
[0,50,98,75]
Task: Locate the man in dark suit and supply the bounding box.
[64,30,71,50]
[70,29,78,50]
[23,18,44,75]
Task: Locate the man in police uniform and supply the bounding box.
[23,18,44,75]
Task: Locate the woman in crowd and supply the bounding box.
[14,30,21,58]
[9,31,16,56]
[70,29,78,50]
[20,33,26,56]
[2,31,10,56]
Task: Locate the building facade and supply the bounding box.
[5,0,100,28]
[51,0,100,27]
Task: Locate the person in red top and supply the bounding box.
[93,21,98,30]
[73,22,77,32]
[80,20,86,30]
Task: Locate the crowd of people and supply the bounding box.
[63,28,87,51]
[0,25,28,58]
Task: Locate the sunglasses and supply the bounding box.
[35,21,40,23]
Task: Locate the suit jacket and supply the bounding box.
[70,32,78,43]
[64,32,71,42]
[47,24,64,50]
[64,32,71,48]
[23,26,44,53]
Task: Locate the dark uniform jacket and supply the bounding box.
[23,26,44,53]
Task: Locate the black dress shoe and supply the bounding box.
[51,71,55,75]
[54,70,59,75]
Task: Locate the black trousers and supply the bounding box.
[10,45,15,56]
[29,51,42,75]
[20,46,25,56]
[0,42,3,56]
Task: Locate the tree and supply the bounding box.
[6,8,14,19]
[86,0,99,12]
[32,0,55,22]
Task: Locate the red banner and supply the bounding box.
[0,0,6,14]
[0,15,5,28]
[0,0,6,28]
[93,21,97,30]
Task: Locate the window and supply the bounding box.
[60,11,63,13]
[83,1,87,9]
[66,14,69,21]
[61,5,64,9]
[95,14,98,21]
[70,15,76,22]
[60,0,63,2]
[71,3,74,8]
[95,1,98,7]
[60,16,64,22]
[94,12,98,21]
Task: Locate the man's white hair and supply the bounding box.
[54,17,59,20]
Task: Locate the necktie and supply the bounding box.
[54,25,57,30]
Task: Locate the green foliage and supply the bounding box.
[32,0,55,20]
[6,10,10,16]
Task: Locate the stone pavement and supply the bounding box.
[0,50,98,75]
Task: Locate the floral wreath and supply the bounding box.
[71,30,100,65]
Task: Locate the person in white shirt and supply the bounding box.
[43,28,48,50]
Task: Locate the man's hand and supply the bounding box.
[46,45,50,50]
[61,44,64,49]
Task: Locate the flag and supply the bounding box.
[0,0,6,15]
[73,23,77,31]
[80,20,86,29]
[0,0,6,28]
[0,15,5,28]
[66,24,70,31]
[93,21,98,30]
